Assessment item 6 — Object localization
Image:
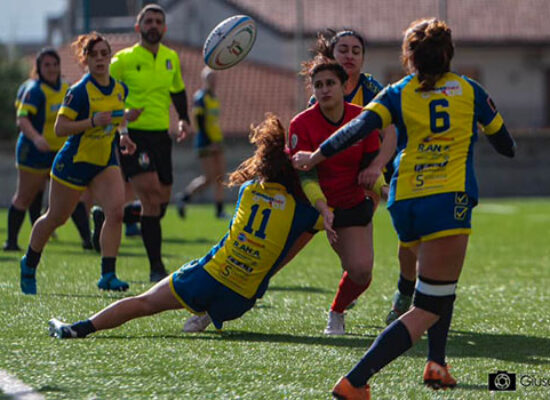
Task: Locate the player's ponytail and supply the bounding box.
[401,18,454,91]
[228,114,297,187]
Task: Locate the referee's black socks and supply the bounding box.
[141,215,165,272]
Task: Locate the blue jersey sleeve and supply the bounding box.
[364,73,384,94]
[364,86,400,129]
[463,76,503,134]
[59,83,90,121]
[18,82,44,117]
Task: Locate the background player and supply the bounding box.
[292,18,516,399]
[20,32,137,295]
[4,49,92,252]
[48,114,333,339]
[177,67,227,219]
[289,56,380,335]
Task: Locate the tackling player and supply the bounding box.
[47,114,334,339]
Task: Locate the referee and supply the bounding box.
[110,4,191,282]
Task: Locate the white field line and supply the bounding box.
[0,370,44,400]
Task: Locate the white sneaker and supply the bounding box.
[183,314,212,333]
[324,311,345,335]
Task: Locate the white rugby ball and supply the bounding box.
[203,15,257,70]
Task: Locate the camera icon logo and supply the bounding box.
[488,371,517,391]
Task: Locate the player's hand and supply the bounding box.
[292,151,315,171]
[125,108,144,122]
[322,209,337,244]
[32,135,51,152]
[93,112,112,127]
[315,200,337,245]
[176,119,192,142]
[358,164,382,189]
[119,134,136,155]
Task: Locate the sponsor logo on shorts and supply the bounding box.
[55,162,64,172]
[455,192,469,205]
[138,152,150,168]
[454,206,468,221]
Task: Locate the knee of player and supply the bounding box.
[413,276,457,317]
[103,206,124,224]
[346,266,372,286]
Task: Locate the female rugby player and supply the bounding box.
[293,18,516,399]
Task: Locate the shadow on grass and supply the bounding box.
[94,330,377,348]
[268,285,332,294]
[37,385,68,395]
[159,237,217,246]
[92,327,550,367]
[404,329,550,366]
[42,292,129,300]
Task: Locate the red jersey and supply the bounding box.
[289,102,380,209]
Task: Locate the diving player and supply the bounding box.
[48,114,334,339]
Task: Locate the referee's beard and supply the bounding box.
[141,29,163,45]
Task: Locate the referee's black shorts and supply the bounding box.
[119,129,173,185]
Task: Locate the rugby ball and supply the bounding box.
[203,15,257,70]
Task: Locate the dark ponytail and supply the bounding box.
[401,18,454,91]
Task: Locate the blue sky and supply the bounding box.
[0,0,66,43]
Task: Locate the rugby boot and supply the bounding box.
[423,361,457,390]
[332,377,370,400]
[385,291,412,325]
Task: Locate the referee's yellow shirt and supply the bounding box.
[110,43,185,131]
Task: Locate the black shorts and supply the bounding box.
[333,198,374,228]
[119,129,173,185]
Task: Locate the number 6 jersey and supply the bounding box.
[366,72,503,204]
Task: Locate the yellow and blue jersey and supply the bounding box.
[365,72,504,204]
[57,74,127,166]
[17,79,69,151]
[195,180,321,299]
[110,43,185,131]
[345,72,383,106]
[193,89,223,148]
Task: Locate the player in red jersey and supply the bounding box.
[288,56,380,335]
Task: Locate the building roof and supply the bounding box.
[58,34,300,137]
[225,0,550,44]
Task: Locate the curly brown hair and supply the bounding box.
[228,114,297,188]
[71,31,111,66]
[401,18,454,91]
